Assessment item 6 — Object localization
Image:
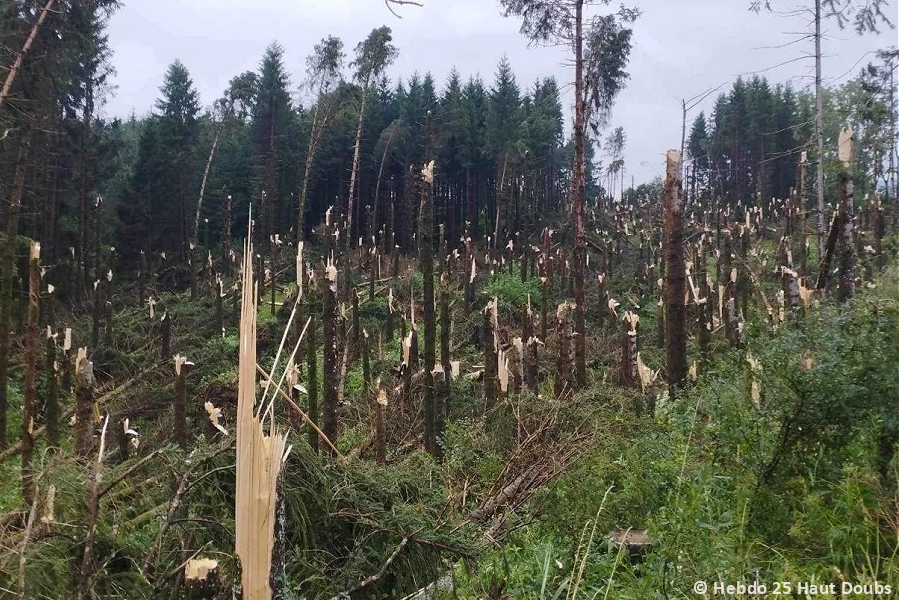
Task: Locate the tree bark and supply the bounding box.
[346,80,371,245]
[306,285,319,453]
[664,150,688,388]
[419,145,438,455]
[571,0,587,389]
[74,352,95,459]
[322,265,339,452]
[192,123,222,250]
[22,243,40,505]
[173,357,190,449]
[837,133,856,302]
[814,0,826,261]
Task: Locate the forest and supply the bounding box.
[0,0,897,598]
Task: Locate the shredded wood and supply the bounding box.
[235,227,290,600]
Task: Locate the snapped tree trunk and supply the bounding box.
[836,128,856,302]
[322,262,339,452]
[346,81,370,246]
[74,350,95,459]
[554,302,571,397]
[306,284,319,453]
[22,242,40,505]
[173,356,191,449]
[664,150,688,388]
[419,156,439,456]
[483,300,498,408]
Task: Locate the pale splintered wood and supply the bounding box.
[235,227,289,600]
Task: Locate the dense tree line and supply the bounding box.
[685,57,898,208]
[110,42,573,267]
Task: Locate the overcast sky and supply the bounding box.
[103,0,898,184]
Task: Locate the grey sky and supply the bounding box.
[104,0,898,185]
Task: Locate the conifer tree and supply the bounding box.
[501,0,637,389]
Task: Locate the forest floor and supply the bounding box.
[0,223,896,600]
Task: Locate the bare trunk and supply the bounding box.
[173,357,190,449]
[306,285,319,453]
[419,152,438,456]
[74,352,95,459]
[837,130,856,302]
[346,82,370,246]
[192,124,222,250]
[572,0,587,389]
[483,302,498,407]
[22,243,40,505]
[554,303,571,397]
[664,150,688,387]
[322,265,339,452]
[814,0,826,261]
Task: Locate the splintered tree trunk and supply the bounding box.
[22,242,40,505]
[117,417,130,463]
[664,150,688,388]
[621,312,638,389]
[45,328,59,448]
[554,303,571,397]
[873,196,885,265]
[91,280,102,349]
[419,153,439,457]
[0,126,34,447]
[306,285,319,453]
[597,273,608,329]
[816,209,840,291]
[173,356,190,449]
[522,302,538,393]
[322,266,339,452]
[74,352,95,459]
[385,290,395,341]
[464,236,475,311]
[440,275,452,414]
[160,312,171,359]
[346,82,370,244]
[351,289,361,361]
[215,278,224,336]
[374,384,386,465]
[483,303,498,408]
[837,129,856,302]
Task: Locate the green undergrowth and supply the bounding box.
[447,268,899,600]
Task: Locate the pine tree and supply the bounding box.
[501,0,637,389]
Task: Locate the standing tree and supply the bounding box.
[500,0,637,389]
[298,35,345,239]
[346,26,398,244]
[686,113,709,201]
[750,0,892,257]
[155,60,200,261]
[252,43,292,250]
